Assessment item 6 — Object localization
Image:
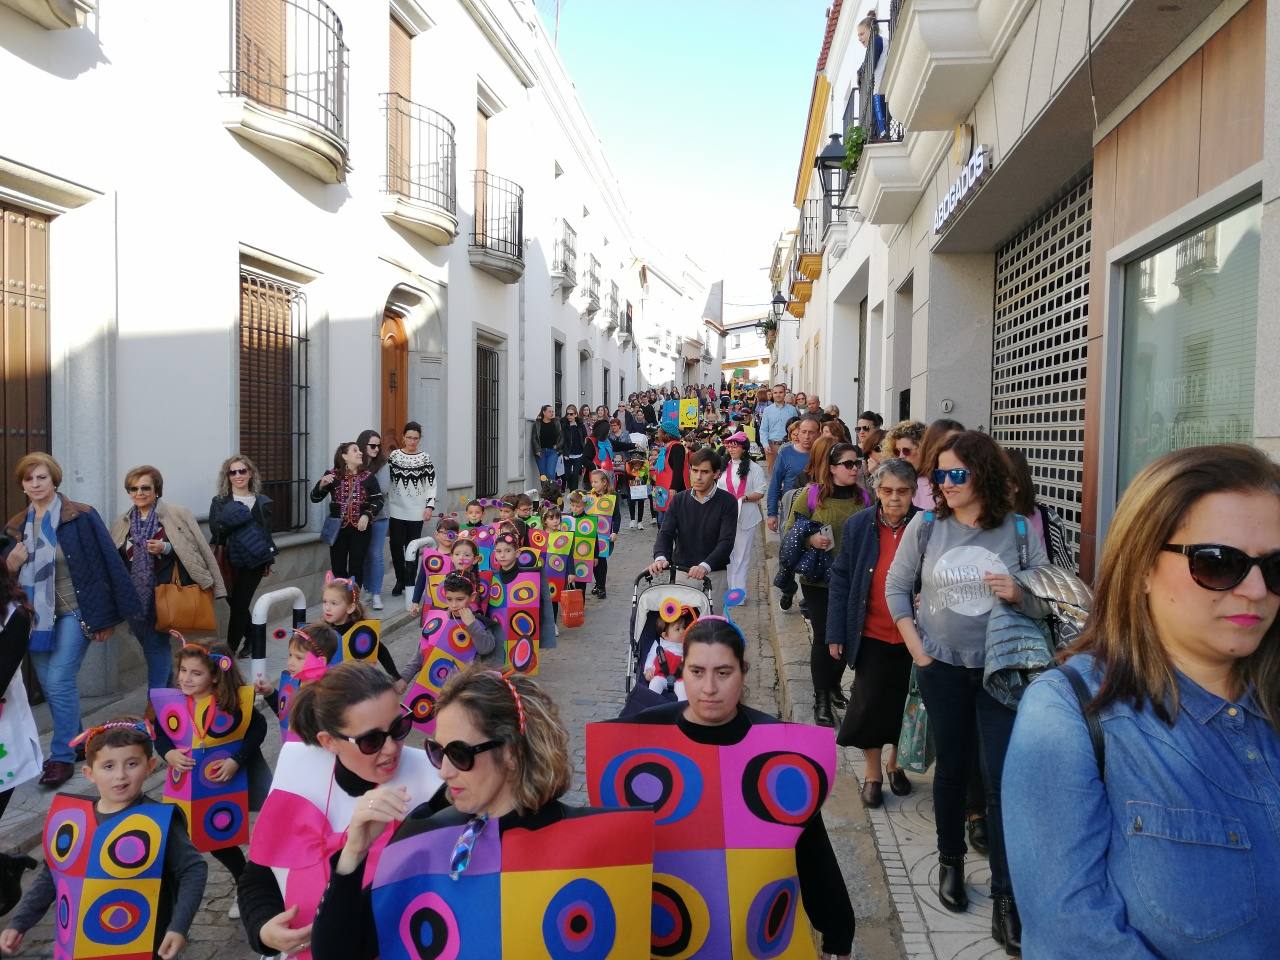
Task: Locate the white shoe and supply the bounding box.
[372,594,384,610]
[638,520,646,530]
[228,902,240,920]
[629,520,637,530]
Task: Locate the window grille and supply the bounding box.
[553,341,564,414]
[476,345,500,496]
[239,270,310,531]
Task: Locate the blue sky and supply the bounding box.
[535,0,833,316]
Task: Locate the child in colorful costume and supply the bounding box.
[254,622,340,742]
[486,531,556,675]
[2,718,208,960]
[585,471,621,600]
[321,576,399,679]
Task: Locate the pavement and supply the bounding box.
[4,523,919,959]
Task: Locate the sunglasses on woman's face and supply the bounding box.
[1161,543,1280,594]
[228,468,250,476]
[425,737,503,771]
[933,468,970,486]
[367,443,381,450]
[127,485,154,493]
[334,712,414,755]
[833,460,861,470]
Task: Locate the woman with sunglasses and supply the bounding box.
[355,429,391,610]
[1003,445,1280,958]
[209,455,277,657]
[784,442,872,727]
[239,662,441,959]
[311,669,581,959]
[884,430,1049,953]
[559,404,587,490]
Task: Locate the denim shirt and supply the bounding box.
[1003,653,1280,958]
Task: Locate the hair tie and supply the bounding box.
[178,639,233,672]
[293,627,324,658]
[488,670,527,735]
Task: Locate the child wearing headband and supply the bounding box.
[642,606,697,699]
[1,718,208,959]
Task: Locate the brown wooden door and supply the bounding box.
[1,207,51,522]
[380,313,408,446]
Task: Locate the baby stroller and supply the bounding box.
[620,566,715,717]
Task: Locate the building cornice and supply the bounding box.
[459,0,536,88]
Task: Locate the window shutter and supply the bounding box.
[236,0,286,109]
[389,17,412,99]
[387,17,413,195]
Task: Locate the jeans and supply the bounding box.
[29,612,92,763]
[330,525,371,588]
[226,564,267,654]
[388,517,423,590]
[802,583,843,695]
[915,658,1016,896]
[535,448,559,482]
[129,620,174,691]
[362,517,390,596]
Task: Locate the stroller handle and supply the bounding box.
[632,565,714,592]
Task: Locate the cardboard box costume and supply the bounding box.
[403,608,479,733]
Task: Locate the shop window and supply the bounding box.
[1118,201,1261,491]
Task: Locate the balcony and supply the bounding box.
[380,94,457,246]
[584,255,601,314]
[222,0,350,184]
[2,0,92,28]
[789,257,812,304]
[786,299,806,319]
[551,219,578,289]
[797,198,824,280]
[882,0,1036,132]
[604,281,620,332]
[618,302,634,345]
[1174,224,1220,290]
[469,171,524,283]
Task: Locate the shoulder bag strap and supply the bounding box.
[1057,663,1105,779]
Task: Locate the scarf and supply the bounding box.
[20,494,61,652]
[128,504,161,618]
[723,462,748,500]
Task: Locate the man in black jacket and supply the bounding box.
[647,449,738,596]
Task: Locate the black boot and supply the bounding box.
[992,895,1022,955]
[966,814,989,855]
[937,854,968,912]
[813,691,835,727]
[0,853,37,917]
[829,687,848,710]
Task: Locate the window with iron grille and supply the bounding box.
[239,270,310,532]
[603,364,610,410]
[476,344,500,496]
[553,341,564,414]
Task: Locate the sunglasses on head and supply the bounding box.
[1161,543,1280,594]
[933,468,971,486]
[425,738,503,771]
[333,712,414,755]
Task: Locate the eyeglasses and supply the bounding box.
[933,468,971,485]
[127,485,154,493]
[833,460,861,470]
[228,468,250,476]
[1161,543,1280,594]
[897,446,917,457]
[425,737,504,771]
[333,712,414,755]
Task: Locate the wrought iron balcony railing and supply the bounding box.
[470,170,524,262]
[381,93,455,213]
[1174,224,1219,286]
[850,7,903,146]
[225,0,349,146]
[799,199,823,255]
[608,281,620,321]
[586,255,601,308]
[552,219,577,282]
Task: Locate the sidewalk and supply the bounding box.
[762,533,1011,960]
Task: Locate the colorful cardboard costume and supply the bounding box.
[249,742,441,960]
[585,721,837,959]
[403,608,479,732]
[333,619,381,666]
[371,807,654,960]
[150,685,254,852]
[274,672,302,743]
[660,400,680,435]
[562,513,598,581]
[534,528,573,604]
[585,493,617,559]
[418,548,454,608]
[487,569,542,675]
[43,795,173,960]
[678,398,699,429]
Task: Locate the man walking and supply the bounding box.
[766,414,820,609]
[758,383,798,474]
[647,449,738,598]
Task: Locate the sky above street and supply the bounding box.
[535,0,833,320]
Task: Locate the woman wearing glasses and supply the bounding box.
[311,670,592,959]
[110,465,226,689]
[356,430,391,610]
[209,454,277,657]
[239,662,441,959]
[884,431,1049,953]
[1004,445,1280,958]
[559,404,587,490]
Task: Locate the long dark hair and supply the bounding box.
[356,429,386,474]
[933,431,1012,529]
[332,441,361,474]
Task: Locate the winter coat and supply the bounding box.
[209,493,277,565]
[210,499,276,569]
[111,501,228,600]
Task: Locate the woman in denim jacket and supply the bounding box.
[1004,444,1280,957]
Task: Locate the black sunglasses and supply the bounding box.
[228,467,250,476]
[1161,543,1280,594]
[832,459,861,470]
[425,738,503,771]
[333,712,414,755]
[367,442,381,449]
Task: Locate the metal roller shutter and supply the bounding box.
[991,177,1091,567]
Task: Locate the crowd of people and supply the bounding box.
[0,377,1276,960]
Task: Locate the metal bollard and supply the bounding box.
[249,587,308,683]
[402,536,437,612]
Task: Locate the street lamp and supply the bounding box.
[815,132,860,215]
[771,292,786,322]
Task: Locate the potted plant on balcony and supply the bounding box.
[842,126,866,175]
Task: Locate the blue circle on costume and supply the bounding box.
[82,887,151,946]
[745,877,798,958]
[599,748,703,826]
[203,799,244,845]
[542,877,616,960]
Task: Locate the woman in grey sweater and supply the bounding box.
[884,431,1048,956]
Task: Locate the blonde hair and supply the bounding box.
[216,454,263,498]
[1074,444,1280,729]
[436,668,571,815]
[882,420,926,458]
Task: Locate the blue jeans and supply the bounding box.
[29,612,92,763]
[536,448,559,482]
[130,620,174,692]
[362,517,390,595]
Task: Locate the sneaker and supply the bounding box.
[629,520,637,530]
[228,902,240,920]
[372,594,384,611]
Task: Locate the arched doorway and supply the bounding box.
[380,313,409,447]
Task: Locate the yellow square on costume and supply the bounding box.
[500,865,652,959]
[73,877,161,959]
[724,848,814,960]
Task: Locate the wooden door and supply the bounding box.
[380,313,409,446]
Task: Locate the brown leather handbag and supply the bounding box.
[154,562,217,632]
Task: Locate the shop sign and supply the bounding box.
[934,145,993,235]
